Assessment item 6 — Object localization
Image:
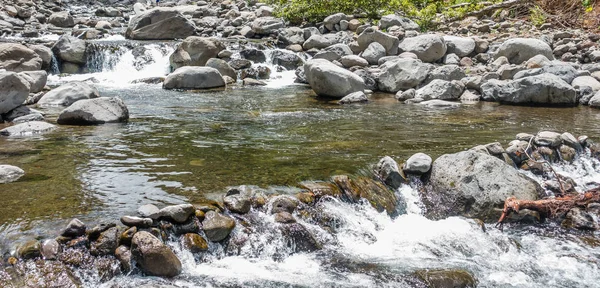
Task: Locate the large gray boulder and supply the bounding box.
[271,50,304,70]
[302,35,336,50]
[304,59,365,98]
[513,63,577,84]
[0,121,56,136]
[169,37,225,70]
[0,43,43,72]
[18,71,47,93]
[52,35,87,65]
[28,45,53,70]
[398,35,447,63]
[379,14,419,30]
[163,66,225,90]
[495,38,554,64]
[0,71,30,114]
[357,28,399,56]
[481,74,577,106]
[443,36,475,57]
[0,165,25,184]
[415,80,464,101]
[361,42,386,65]
[48,11,74,28]
[131,231,182,277]
[572,75,600,92]
[423,150,542,221]
[251,17,284,35]
[38,82,100,106]
[376,58,431,93]
[126,8,196,40]
[57,97,129,125]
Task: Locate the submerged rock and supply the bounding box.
[0,121,56,136]
[62,218,86,238]
[182,233,209,253]
[424,150,543,221]
[57,97,129,125]
[131,231,182,277]
[416,269,477,288]
[339,91,368,104]
[0,165,24,184]
[281,223,321,252]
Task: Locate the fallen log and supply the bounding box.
[496,187,600,229]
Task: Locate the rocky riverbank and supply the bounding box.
[1,130,599,286]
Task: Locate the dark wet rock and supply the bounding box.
[120,216,153,228]
[131,231,182,277]
[206,58,237,80]
[277,27,305,46]
[86,222,116,240]
[91,227,119,256]
[229,59,252,70]
[170,37,225,70]
[0,43,43,72]
[41,239,60,260]
[49,11,74,28]
[240,48,266,63]
[339,91,368,104]
[62,219,86,238]
[164,216,200,235]
[424,150,543,221]
[0,164,25,184]
[115,245,132,272]
[495,38,553,64]
[375,156,405,189]
[280,223,321,252]
[240,66,271,80]
[182,233,209,253]
[271,50,304,70]
[126,8,196,40]
[481,74,577,106]
[304,59,365,99]
[332,175,398,215]
[18,240,41,259]
[52,35,87,65]
[224,186,253,214]
[274,211,296,223]
[0,121,56,137]
[357,27,399,56]
[138,204,161,219]
[270,195,299,214]
[534,131,562,147]
[0,71,30,114]
[159,204,196,223]
[163,66,225,90]
[120,226,137,246]
[398,34,447,63]
[543,174,577,195]
[202,211,235,242]
[377,58,431,93]
[416,269,477,288]
[564,208,597,230]
[38,82,100,106]
[403,153,433,174]
[57,97,129,125]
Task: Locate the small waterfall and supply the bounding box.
[49,53,60,75]
[85,42,131,73]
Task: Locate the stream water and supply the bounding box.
[1,40,600,287]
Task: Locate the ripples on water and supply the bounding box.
[1,42,600,287]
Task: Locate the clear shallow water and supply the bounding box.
[1,43,600,287]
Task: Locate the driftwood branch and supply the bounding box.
[496,187,600,229]
[443,0,528,23]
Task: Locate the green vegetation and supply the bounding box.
[529,5,547,27]
[262,0,497,30]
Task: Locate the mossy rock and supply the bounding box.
[331,175,397,215]
[415,269,477,288]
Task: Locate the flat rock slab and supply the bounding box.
[57,97,129,125]
[0,121,56,136]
